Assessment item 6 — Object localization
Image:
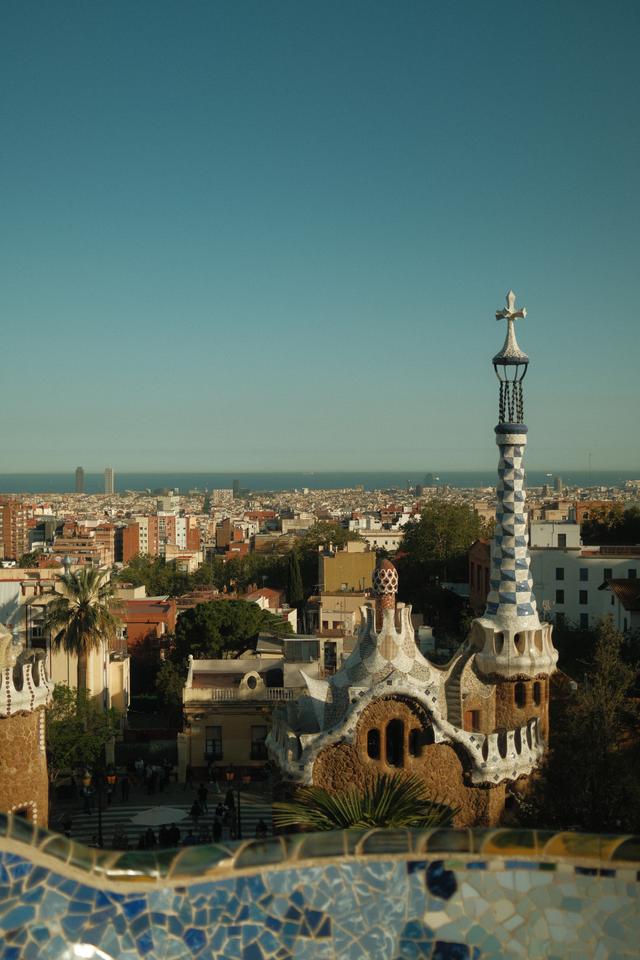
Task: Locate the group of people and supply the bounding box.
[134,758,175,795]
[63,758,271,849]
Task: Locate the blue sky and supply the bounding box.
[1,1,639,472]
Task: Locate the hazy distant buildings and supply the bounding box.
[75,466,85,493]
[211,488,234,507]
[104,467,115,495]
[554,475,564,494]
[232,479,240,499]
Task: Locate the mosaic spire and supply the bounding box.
[484,291,539,630]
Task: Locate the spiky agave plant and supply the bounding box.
[273,773,457,832]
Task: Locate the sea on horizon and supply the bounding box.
[0,470,638,495]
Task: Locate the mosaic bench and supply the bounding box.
[0,814,638,959]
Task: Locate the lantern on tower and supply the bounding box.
[493,290,529,424]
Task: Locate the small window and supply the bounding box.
[533,682,541,706]
[579,590,588,605]
[514,683,526,708]
[558,534,567,548]
[205,726,222,760]
[251,725,268,760]
[385,719,404,768]
[408,728,422,757]
[555,589,564,604]
[629,569,637,580]
[580,568,588,582]
[555,567,564,581]
[580,613,589,629]
[603,568,613,581]
[367,729,381,759]
[464,710,481,732]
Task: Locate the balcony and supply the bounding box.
[184,686,294,703]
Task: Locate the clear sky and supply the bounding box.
[1,1,639,472]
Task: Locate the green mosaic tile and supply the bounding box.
[611,838,640,862]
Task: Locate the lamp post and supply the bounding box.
[83,766,104,848]
[225,770,252,839]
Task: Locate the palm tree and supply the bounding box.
[42,567,121,693]
[273,773,457,832]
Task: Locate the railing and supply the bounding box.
[184,687,294,702]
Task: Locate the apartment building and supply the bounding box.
[0,498,32,561]
[469,523,640,629]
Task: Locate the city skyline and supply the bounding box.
[2,2,639,472]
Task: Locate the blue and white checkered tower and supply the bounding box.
[474,292,558,678]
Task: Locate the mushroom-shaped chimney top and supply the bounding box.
[372,559,398,598]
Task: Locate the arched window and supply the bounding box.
[385,719,404,767]
[494,632,504,655]
[514,682,526,709]
[533,681,541,706]
[367,729,381,760]
[514,632,526,654]
[408,728,421,757]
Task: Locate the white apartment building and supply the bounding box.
[528,523,640,628]
[360,530,405,552]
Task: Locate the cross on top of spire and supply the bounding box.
[496,290,527,323]
[493,290,529,366]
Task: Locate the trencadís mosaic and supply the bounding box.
[0,815,639,959]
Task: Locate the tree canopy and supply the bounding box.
[518,617,640,832]
[118,553,289,597]
[46,684,120,790]
[400,501,486,578]
[582,505,640,546]
[174,599,292,660]
[287,550,304,608]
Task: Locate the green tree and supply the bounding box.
[174,598,292,660]
[582,505,640,546]
[273,773,457,832]
[118,555,191,596]
[46,684,120,797]
[401,501,485,580]
[296,522,360,555]
[42,567,121,692]
[287,550,304,608]
[155,658,187,719]
[520,617,640,832]
[18,551,41,568]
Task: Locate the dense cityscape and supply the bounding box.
[1,2,639,958]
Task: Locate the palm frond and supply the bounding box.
[41,568,121,689]
[273,773,458,832]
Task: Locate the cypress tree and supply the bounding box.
[287,550,304,609]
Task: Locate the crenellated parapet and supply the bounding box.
[471,618,558,680]
[268,674,544,787]
[0,657,53,718]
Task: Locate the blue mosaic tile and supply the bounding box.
[427,861,458,900]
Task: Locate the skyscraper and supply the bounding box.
[75,466,85,493]
[104,467,115,495]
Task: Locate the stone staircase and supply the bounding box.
[444,650,470,727]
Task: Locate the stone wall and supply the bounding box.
[0,709,49,826]
[312,695,506,826]
[494,676,550,740]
